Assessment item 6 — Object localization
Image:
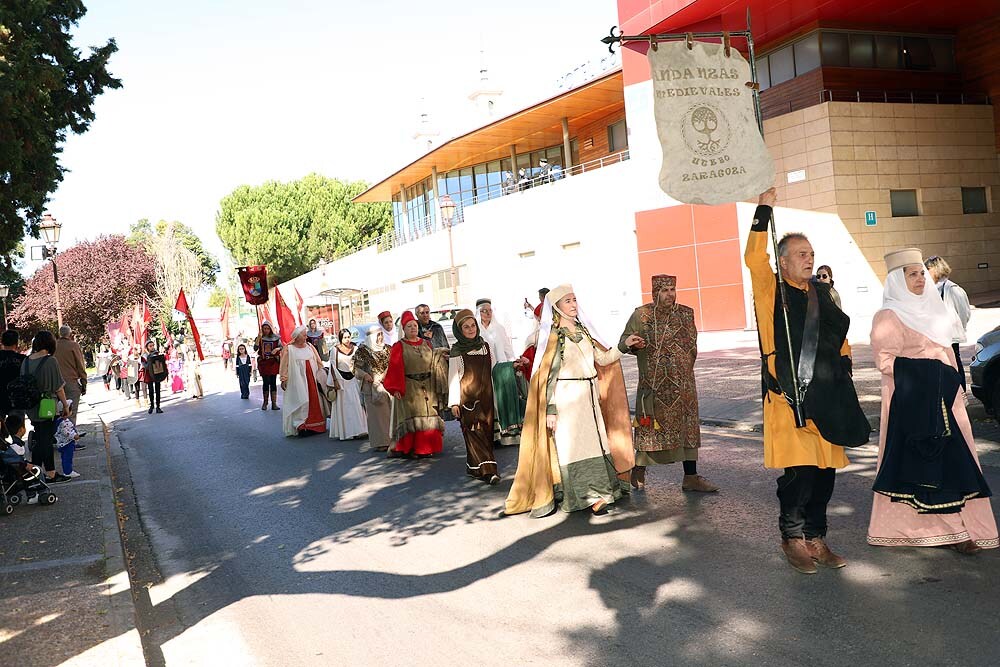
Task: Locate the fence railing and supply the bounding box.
[379,149,631,252]
[820,89,991,105]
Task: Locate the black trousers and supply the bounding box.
[776,465,836,539]
[30,420,57,472]
[952,343,966,391]
[262,374,277,392]
[145,381,161,408]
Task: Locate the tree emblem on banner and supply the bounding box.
[649,41,774,205]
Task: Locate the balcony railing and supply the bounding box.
[820,89,991,105]
[379,149,631,252]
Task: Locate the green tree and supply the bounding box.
[216,174,392,285]
[0,2,121,257]
[206,285,228,307]
[129,219,219,286]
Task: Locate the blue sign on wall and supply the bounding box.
[865,210,877,226]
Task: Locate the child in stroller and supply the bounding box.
[1,414,58,514]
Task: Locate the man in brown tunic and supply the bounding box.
[619,274,717,492]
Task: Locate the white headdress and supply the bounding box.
[530,283,611,377]
[881,261,958,349]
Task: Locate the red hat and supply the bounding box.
[400,311,416,327]
[377,310,391,320]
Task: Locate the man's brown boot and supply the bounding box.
[781,538,817,574]
[271,389,280,410]
[805,537,847,568]
[682,474,719,493]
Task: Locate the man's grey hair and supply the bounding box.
[777,232,810,258]
[58,325,72,338]
[415,303,430,311]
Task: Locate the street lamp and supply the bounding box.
[39,213,63,328]
[0,284,8,331]
[438,195,459,305]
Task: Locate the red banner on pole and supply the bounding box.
[294,286,305,326]
[237,266,269,305]
[274,288,297,345]
[174,289,204,360]
[220,295,232,340]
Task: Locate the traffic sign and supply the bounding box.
[865,210,877,226]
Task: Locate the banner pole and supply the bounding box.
[746,9,806,428]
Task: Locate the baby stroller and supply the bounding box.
[1,440,58,515]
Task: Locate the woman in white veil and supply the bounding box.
[505,284,642,517]
[867,248,996,553]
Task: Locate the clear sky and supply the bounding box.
[29,0,619,275]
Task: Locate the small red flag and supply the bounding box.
[174,289,204,360]
[294,286,305,326]
[220,295,232,340]
[274,288,297,345]
[237,265,269,305]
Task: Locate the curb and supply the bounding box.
[96,417,145,661]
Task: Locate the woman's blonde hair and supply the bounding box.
[924,255,951,279]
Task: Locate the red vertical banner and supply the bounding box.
[274,287,297,345]
[293,286,305,326]
[174,289,204,360]
[220,295,232,340]
[237,265,269,305]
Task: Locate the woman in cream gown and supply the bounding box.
[279,326,327,437]
[504,284,641,516]
[329,328,368,440]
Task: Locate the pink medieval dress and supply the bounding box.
[867,309,998,549]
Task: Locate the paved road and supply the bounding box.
[95,363,1000,666]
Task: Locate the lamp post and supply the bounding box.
[0,284,8,331]
[39,213,63,329]
[438,195,458,305]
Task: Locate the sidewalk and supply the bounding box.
[0,400,144,666]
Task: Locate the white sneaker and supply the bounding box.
[66,471,81,478]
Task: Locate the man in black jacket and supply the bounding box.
[0,329,26,421]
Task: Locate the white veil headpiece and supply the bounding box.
[530,283,611,378]
[881,266,958,349]
[365,324,386,351]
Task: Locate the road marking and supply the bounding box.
[0,553,103,574]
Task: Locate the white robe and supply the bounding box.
[282,344,327,437]
[329,345,368,440]
[480,320,515,364]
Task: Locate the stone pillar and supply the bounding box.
[562,117,573,175]
[430,166,439,231]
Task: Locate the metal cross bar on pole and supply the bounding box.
[598,10,806,427]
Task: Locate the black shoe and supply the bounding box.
[74,443,87,451]
[155,408,163,414]
[148,406,154,414]
[49,473,72,484]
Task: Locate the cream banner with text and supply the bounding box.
[649,41,775,205]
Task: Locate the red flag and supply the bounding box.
[119,310,133,347]
[274,288,297,345]
[293,287,305,326]
[139,298,152,347]
[237,265,269,305]
[174,289,204,360]
[220,295,232,340]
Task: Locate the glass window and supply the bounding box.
[821,32,849,67]
[546,146,563,168]
[890,190,919,217]
[793,33,821,74]
[769,45,795,85]
[875,34,901,69]
[608,120,628,152]
[458,168,474,197]
[902,36,933,70]
[474,164,489,193]
[929,38,955,72]
[516,153,530,177]
[961,187,988,214]
[849,33,874,68]
[757,55,771,90]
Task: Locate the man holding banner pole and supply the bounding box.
[746,188,870,574]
